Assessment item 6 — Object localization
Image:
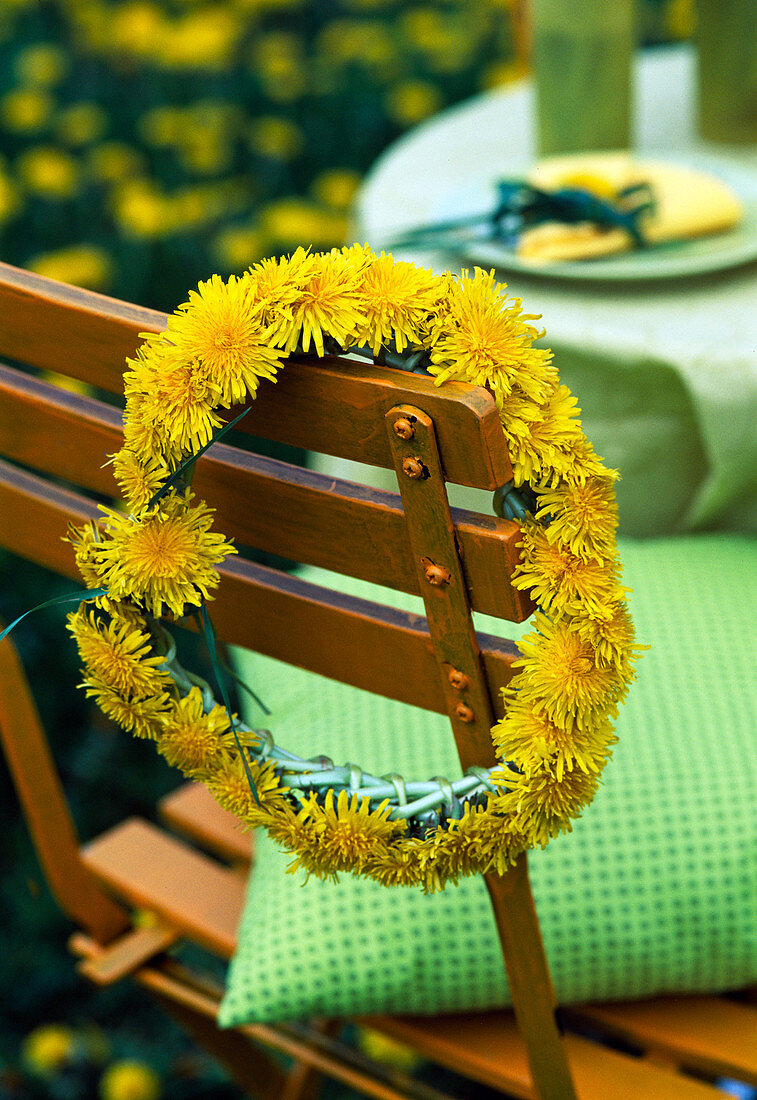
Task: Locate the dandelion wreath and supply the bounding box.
[66,245,642,891]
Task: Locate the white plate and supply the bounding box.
[421,156,757,282]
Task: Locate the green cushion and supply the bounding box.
[219,535,757,1026]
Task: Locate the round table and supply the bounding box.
[354,46,757,538]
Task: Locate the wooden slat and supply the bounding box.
[366,1014,727,1100]
[0,260,163,394]
[227,357,512,490]
[566,997,757,1086]
[0,261,511,489]
[81,818,243,958]
[0,364,532,622]
[213,557,520,717]
[77,923,181,986]
[159,783,252,864]
[0,461,520,717]
[195,442,530,623]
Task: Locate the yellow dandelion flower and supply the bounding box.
[166,274,282,406]
[513,612,625,728]
[157,687,232,774]
[94,494,236,618]
[364,842,430,889]
[311,168,361,210]
[247,246,314,327]
[84,675,173,739]
[559,436,617,487]
[493,695,615,777]
[268,249,367,355]
[432,801,522,881]
[15,43,69,87]
[572,600,645,671]
[536,475,619,562]
[496,764,601,847]
[297,789,405,873]
[22,1024,75,1076]
[29,243,111,291]
[357,251,443,355]
[17,145,79,200]
[1,88,54,133]
[385,80,443,127]
[121,390,173,464]
[99,1060,161,1100]
[504,383,587,486]
[67,608,172,699]
[513,519,622,618]
[66,520,106,590]
[207,753,283,823]
[109,448,169,514]
[428,268,553,403]
[148,355,225,454]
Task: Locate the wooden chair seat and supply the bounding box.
[74,781,755,1099]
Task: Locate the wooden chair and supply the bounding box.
[0,260,755,1100]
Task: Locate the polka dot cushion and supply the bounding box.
[219,535,757,1026]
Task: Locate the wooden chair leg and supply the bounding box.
[485,853,578,1100]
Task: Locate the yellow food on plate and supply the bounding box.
[517,150,743,262]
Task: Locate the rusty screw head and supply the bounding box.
[455,703,474,723]
[393,416,415,440]
[402,457,425,479]
[448,668,470,691]
[424,563,452,587]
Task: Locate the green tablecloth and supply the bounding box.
[355,46,757,538]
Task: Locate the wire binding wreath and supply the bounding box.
[65,245,642,891]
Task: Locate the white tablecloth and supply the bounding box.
[354,46,757,537]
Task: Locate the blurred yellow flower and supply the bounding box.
[16,146,79,199]
[99,1060,161,1100]
[111,181,167,239]
[112,1,166,57]
[310,168,361,210]
[214,223,265,270]
[14,42,69,86]
[179,138,233,175]
[249,116,303,160]
[138,105,184,147]
[400,7,472,72]
[22,1024,75,1076]
[88,142,145,183]
[0,87,54,133]
[316,20,397,76]
[0,169,21,223]
[248,31,307,101]
[163,9,241,70]
[29,244,112,290]
[261,197,348,250]
[56,102,108,146]
[385,79,443,126]
[235,0,305,10]
[357,1027,421,1070]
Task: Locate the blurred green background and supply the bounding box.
[0,1,693,1096]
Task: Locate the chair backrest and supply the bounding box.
[0,259,533,756]
[0,261,583,1100]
